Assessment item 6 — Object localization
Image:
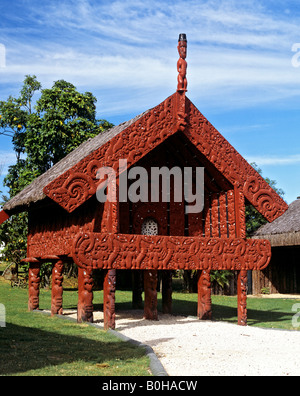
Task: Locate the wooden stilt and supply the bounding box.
[103,269,116,330]
[77,267,94,323]
[237,270,248,326]
[28,262,41,311]
[162,270,172,314]
[144,270,158,320]
[197,270,212,320]
[51,260,64,316]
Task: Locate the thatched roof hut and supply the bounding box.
[254,198,300,247]
[252,198,300,295]
[2,111,147,215]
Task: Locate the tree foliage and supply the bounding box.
[0,75,113,269]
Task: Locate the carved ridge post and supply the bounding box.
[234,185,248,326]
[197,270,212,320]
[51,259,64,316]
[144,270,158,320]
[28,262,41,311]
[77,267,94,323]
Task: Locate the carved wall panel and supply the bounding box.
[27,197,98,259]
[72,232,271,271]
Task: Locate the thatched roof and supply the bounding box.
[253,198,300,247]
[2,110,149,214]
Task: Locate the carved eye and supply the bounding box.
[141,218,158,236]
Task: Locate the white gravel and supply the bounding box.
[66,309,300,376]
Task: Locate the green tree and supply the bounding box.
[0,75,113,273]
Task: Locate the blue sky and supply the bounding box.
[1,0,300,205]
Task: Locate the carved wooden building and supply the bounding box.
[0,35,288,328]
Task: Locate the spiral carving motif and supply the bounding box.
[72,232,271,271]
[44,93,178,213]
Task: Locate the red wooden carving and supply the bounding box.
[103,269,116,330]
[72,232,271,271]
[41,91,288,222]
[43,93,180,213]
[197,270,212,320]
[51,260,64,316]
[77,267,94,323]
[28,263,40,311]
[177,33,188,92]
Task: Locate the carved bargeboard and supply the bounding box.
[72,232,271,271]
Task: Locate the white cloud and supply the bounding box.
[0,151,17,176]
[1,0,300,116]
[247,154,300,166]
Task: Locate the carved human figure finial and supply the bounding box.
[177,33,187,92]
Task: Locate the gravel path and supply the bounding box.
[66,309,300,376]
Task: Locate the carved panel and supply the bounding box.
[72,232,271,271]
[27,198,98,258]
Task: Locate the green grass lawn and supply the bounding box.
[0,278,150,376]
[1,274,299,376]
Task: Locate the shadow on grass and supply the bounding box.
[0,322,145,376]
[115,299,294,328]
[57,294,296,329]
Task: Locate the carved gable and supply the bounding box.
[43,93,287,222]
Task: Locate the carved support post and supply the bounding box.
[28,262,41,311]
[162,270,172,314]
[103,269,116,330]
[51,260,64,316]
[237,270,248,326]
[77,267,94,323]
[197,270,212,320]
[144,270,158,320]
